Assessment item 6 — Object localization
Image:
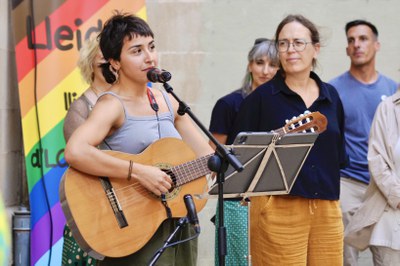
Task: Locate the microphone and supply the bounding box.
[147,68,172,83]
[184,194,200,233]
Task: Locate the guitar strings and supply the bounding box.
[112,184,152,207]
[109,156,212,207]
[117,174,209,207]
[110,171,211,208]
[115,173,211,209]
[113,164,205,196]
[113,157,209,195]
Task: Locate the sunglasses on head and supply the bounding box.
[254,38,270,45]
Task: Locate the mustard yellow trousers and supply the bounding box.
[250,195,343,266]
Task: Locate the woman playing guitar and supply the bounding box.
[64,11,213,266]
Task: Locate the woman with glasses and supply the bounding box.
[230,14,347,265]
[209,38,279,265]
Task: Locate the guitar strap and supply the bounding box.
[161,194,172,218]
[146,87,159,112]
[147,87,161,139]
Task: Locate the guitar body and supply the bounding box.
[59,138,208,259]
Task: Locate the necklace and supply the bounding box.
[90,87,100,97]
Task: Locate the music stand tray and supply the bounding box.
[205,131,318,199]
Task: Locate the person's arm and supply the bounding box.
[208,97,232,148]
[174,113,213,157]
[209,133,227,150]
[63,97,90,142]
[368,101,400,209]
[337,95,349,169]
[169,96,213,157]
[64,95,172,196]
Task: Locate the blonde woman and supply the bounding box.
[63,37,112,141]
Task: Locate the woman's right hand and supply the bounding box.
[130,164,173,196]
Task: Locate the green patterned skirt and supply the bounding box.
[214,200,249,266]
[62,225,97,266]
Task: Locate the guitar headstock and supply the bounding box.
[284,111,328,134]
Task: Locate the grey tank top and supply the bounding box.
[98,89,181,154]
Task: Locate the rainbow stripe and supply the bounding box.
[0,193,10,266]
[12,1,146,265]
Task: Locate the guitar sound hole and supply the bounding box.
[162,169,177,193]
[169,174,177,193]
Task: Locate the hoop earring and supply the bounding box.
[109,65,119,83]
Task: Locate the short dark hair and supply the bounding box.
[99,11,154,62]
[98,11,154,83]
[345,20,378,38]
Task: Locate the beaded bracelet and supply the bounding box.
[127,160,133,181]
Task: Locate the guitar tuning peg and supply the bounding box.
[285,119,289,123]
[299,114,305,117]
[310,127,315,133]
[304,110,310,114]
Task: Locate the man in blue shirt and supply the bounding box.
[330,19,397,266]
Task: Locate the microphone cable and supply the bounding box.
[28,1,54,265]
[148,217,200,265]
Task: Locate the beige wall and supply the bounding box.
[1,0,399,265]
[148,0,400,128]
[0,0,25,206]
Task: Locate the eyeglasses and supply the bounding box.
[277,39,313,52]
[254,38,270,45]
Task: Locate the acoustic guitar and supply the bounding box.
[59,111,327,259]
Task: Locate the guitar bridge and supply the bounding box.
[100,177,128,228]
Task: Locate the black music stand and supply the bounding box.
[202,131,319,265]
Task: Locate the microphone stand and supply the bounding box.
[148,217,188,266]
[163,82,243,266]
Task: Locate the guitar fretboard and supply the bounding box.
[171,154,213,186]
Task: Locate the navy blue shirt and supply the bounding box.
[229,70,347,200]
[209,89,245,145]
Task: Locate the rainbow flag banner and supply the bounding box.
[11,1,146,265]
[0,193,10,266]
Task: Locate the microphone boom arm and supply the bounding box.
[163,82,243,172]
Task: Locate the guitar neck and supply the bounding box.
[172,154,213,186]
[273,127,286,137]
[170,126,285,186]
